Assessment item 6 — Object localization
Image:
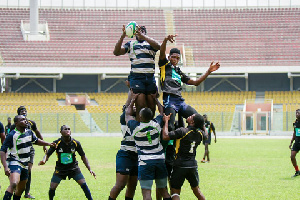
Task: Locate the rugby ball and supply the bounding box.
[125,21,137,38]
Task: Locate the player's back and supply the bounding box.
[128,115,165,163]
[174,127,203,167]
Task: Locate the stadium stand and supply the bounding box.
[173,8,300,67]
[0,93,90,133]
[0,8,165,68]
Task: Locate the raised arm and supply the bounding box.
[135,26,161,50]
[81,155,96,179]
[151,93,163,115]
[125,93,139,124]
[159,35,177,61]
[187,61,220,86]
[113,25,127,56]
[162,113,172,141]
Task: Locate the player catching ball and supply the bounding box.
[39,125,96,200]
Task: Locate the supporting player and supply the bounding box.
[109,91,138,200]
[201,114,216,163]
[10,106,47,199]
[39,125,96,200]
[159,34,220,132]
[5,117,12,136]
[289,109,300,177]
[0,120,4,144]
[125,94,171,200]
[113,25,161,121]
[162,113,207,200]
[0,115,55,200]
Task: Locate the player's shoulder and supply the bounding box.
[72,138,81,147]
[28,119,36,124]
[0,121,3,126]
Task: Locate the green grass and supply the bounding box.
[0,138,299,199]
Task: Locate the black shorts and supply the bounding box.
[203,135,211,145]
[292,143,300,152]
[170,167,199,189]
[165,162,173,179]
[52,167,82,181]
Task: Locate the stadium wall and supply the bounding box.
[8,74,300,93]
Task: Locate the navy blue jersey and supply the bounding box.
[0,129,38,169]
[128,115,165,164]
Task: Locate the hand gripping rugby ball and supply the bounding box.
[125,21,138,38]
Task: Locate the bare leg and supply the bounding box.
[125,175,138,199]
[135,93,147,122]
[110,173,129,199]
[6,172,21,193]
[157,187,171,199]
[156,189,163,200]
[171,188,181,200]
[204,143,209,162]
[191,186,205,200]
[291,151,298,169]
[146,94,156,117]
[142,189,152,200]
[14,180,27,196]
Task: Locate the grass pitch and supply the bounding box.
[0,137,299,200]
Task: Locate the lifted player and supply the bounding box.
[162,113,207,200]
[201,114,216,163]
[39,125,96,200]
[289,109,300,177]
[159,34,220,132]
[114,25,161,121]
[1,115,54,200]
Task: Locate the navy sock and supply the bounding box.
[49,189,55,200]
[25,172,31,195]
[108,197,115,200]
[12,194,21,200]
[81,183,93,200]
[125,197,133,200]
[3,191,13,200]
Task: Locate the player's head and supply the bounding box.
[296,109,300,119]
[17,106,27,117]
[14,115,27,128]
[60,125,71,137]
[187,114,204,129]
[136,25,147,42]
[7,117,11,124]
[168,48,181,66]
[203,114,208,122]
[139,107,153,123]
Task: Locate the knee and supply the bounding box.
[11,182,18,190]
[115,182,126,191]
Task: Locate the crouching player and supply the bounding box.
[0,115,55,200]
[39,125,96,200]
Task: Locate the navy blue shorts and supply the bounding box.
[9,165,28,181]
[163,94,188,113]
[129,72,157,94]
[138,161,168,180]
[116,150,138,176]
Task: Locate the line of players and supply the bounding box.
[109,25,220,200]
